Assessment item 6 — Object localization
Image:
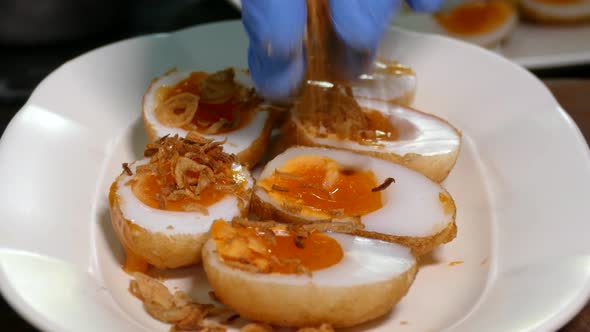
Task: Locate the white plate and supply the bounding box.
[1,20,590,332]
[392,13,590,69]
[226,0,590,69]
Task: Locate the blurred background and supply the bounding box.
[0,0,240,104]
[0,0,588,106]
[0,0,589,330]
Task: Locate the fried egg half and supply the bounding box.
[252,147,457,255]
[520,0,590,24]
[434,0,518,47]
[202,221,417,328]
[109,157,253,272]
[283,89,461,182]
[142,68,274,167]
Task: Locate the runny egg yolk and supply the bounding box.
[258,155,382,217]
[435,1,514,35]
[130,173,226,211]
[211,220,343,274]
[156,71,258,133]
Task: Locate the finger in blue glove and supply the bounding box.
[328,0,402,79]
[329,0,402,53]
[241,0,443,101]
[248,43,305,102]
[242,0,307,101]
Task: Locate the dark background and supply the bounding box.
[1,0,589,330]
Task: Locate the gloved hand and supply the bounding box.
[242,0,443,101]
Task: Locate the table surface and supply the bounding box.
[1,2,590,331]
[543,79,590,332]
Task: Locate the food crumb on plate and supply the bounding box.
[129,273,230,331]
[448,260,464,266]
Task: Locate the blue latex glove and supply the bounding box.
[242,0,443,101]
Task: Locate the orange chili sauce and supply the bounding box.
[211,220,344,273]
[131,173,226,211]
[258,155,382,217]
[156,72,257,133]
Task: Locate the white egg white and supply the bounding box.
[255,147,454,238]
[203,232,415,286]
[142,69,270,156]
[115,159,253,236]
[294,98,460,158]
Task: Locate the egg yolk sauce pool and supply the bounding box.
[258,155,382,218]
[130,172,227,212]
[127,134,247,212]
[211,220,343,274]
[154,68,261,134]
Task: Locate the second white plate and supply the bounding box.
[393,13,590,69]
[227,0,590,69]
